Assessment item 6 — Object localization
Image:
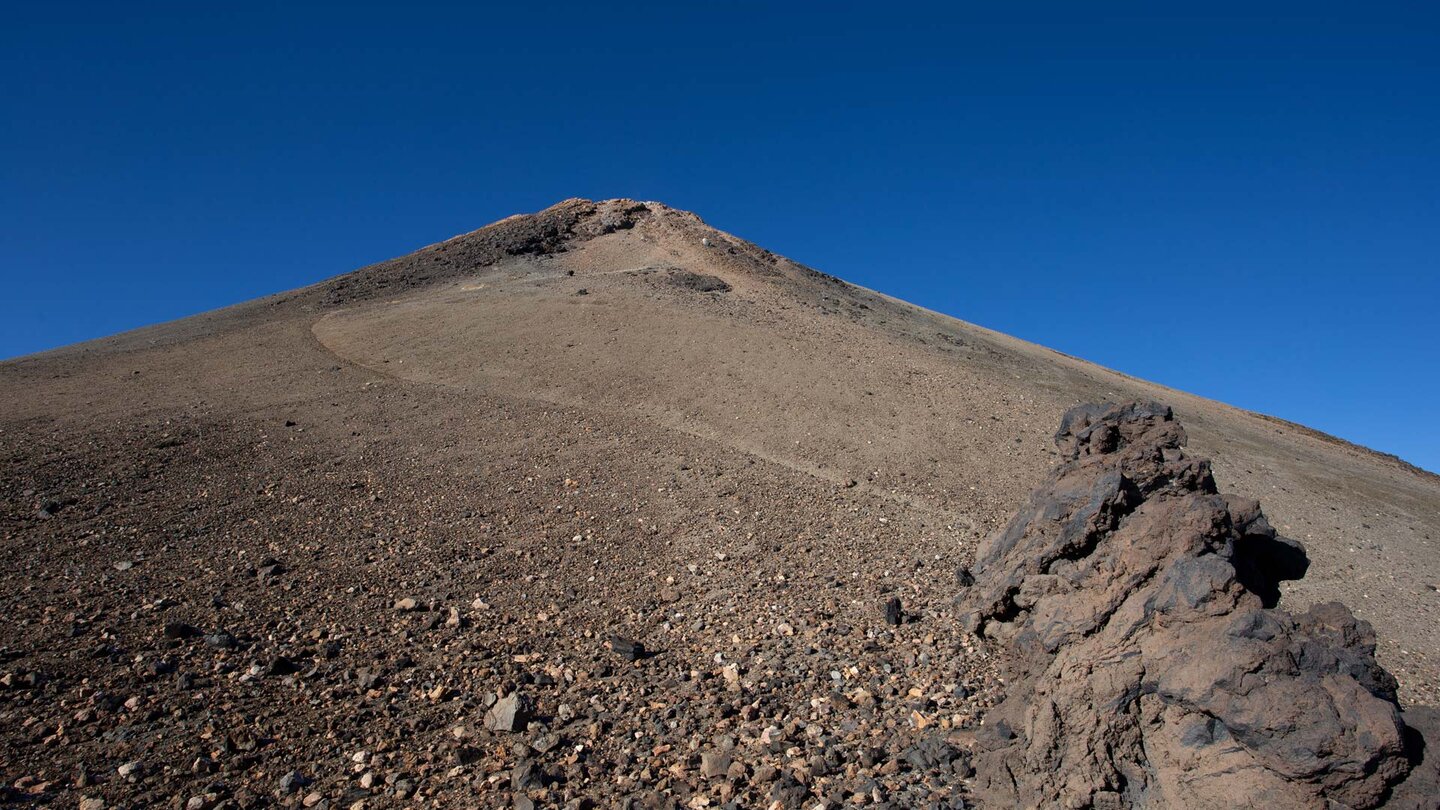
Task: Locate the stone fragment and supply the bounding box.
[607,635,644,662]
[264,656,299,677]
[511,758,543,791]
[163,622,201,639]
[531,732,560,753]
[883,597,902,626]
[278,771,308,794]
[700,751,732,779]
[486,692,526,732]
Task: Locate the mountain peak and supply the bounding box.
[321,197,765,305]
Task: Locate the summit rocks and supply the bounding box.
[960,402,1421,809]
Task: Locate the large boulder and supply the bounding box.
[961,401,1416,809]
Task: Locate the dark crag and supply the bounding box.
[960,401,1430,809]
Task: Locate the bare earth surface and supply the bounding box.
[2,199,1437,809]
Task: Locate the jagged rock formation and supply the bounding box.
[961,402,1414,809]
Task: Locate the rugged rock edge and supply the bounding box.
[321,198,658,304]
[959,401,1432,809]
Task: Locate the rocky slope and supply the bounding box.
[2,199,1437,809]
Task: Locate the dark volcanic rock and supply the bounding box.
[264,656,300,677]
[511,758,543,791]
[607,635,644,662]
[883,597,902,627]
[668,270,731,293]
[162,622,201,640]
[961,401,1415,809]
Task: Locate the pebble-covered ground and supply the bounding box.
[1,381,1006,809]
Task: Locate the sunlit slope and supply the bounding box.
[312,206,1440,705]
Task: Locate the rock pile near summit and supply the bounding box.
[960,402,1419,808]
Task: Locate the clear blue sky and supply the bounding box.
[3,3,1437,472]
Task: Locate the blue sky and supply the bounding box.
[2,3,1437,472]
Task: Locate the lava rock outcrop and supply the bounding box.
[323,198,655,304]
[961,401,1414,809]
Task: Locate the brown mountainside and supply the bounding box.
[2,198,1436,808]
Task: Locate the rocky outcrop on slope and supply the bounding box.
[960,402,1417,809]
[322,198,656,304]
